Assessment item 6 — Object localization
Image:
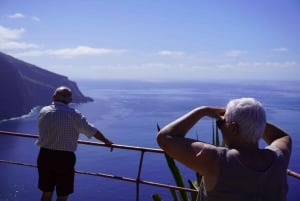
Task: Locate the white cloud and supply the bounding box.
[0,41,38,49]
[11,50,44,57]
[48,63,190,81]
[31,16,41,22]
[47,46,128,57]
[0,25,38,50]
[272,48,288,52]
[12,46,128,58]
[214,61,298,73]
[158,50,184,56]
[0,25,25,40]
[237,61,297,68]
[8,13,25,19]
[7,13,40,22]
[8,49,300,81]
[225,50,246,57]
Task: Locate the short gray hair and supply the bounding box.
[225,98,266,143]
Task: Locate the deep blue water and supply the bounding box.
[0,80,299,200]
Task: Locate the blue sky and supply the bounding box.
[1,0,299,81]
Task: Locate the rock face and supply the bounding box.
[0,52,93,120]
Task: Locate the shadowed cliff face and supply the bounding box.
[0,52,93,120]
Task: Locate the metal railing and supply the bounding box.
[0,130,197,201]
[1,130,299,201]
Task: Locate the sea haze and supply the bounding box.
[0,80,299,200]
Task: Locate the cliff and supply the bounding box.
[0,52,93,120]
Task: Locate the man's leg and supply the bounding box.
[55,152,76,201]
[40,191,53,201]
[38,149,55,201]
[56,195,69,201]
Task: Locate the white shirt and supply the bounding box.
[36,101,97,152]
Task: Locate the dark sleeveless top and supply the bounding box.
[197,146,288,201]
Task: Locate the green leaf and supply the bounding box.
[195,172,202,189]
[157,123,190,201]
[170,189,178,201]
[152,194,163,201]
[188,179,199,201]
[216,122,220,146]
[212,121,215,144]
[164,154,190,201]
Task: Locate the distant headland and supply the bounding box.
[0,51,93,120]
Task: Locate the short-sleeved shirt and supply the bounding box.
[198,146,288,201]
[36,101,97,152]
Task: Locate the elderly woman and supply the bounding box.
[157,98,292,201]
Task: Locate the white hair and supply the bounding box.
[225,98,266,143]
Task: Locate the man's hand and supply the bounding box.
[94,131,114,152]
[104,140,114,152]
[204,106,225,120]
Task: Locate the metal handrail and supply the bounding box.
[1,130,299,201]
[0,130,197,201]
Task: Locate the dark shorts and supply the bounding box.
[37,148,76,196]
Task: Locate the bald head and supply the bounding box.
[53,86,72,104]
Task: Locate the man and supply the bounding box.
[157,98,292,201]
[36,86,113,201]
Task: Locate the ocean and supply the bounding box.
[0,80,299,200]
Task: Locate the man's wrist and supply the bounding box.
[104,138,112,144]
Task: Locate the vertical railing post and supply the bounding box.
[136,150,145,201]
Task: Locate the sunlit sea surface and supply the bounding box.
[0,80,299,200]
